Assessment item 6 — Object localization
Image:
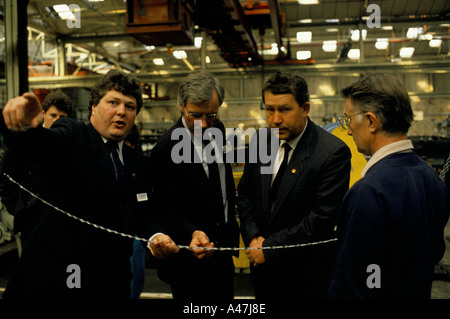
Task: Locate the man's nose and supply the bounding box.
[116,103,126,114]
[273,110,283,124]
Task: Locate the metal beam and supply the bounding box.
[4,0,29,99]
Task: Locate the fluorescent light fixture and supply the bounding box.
[322,40,337,52]
[153,58,164,65]
[173,50,187,59]
[406,27,423,39]
[375,38,389,50]
[429,39,442,48]
[194,37,203,48]
[347,49,360,60]
[299,19,312,23]
[296,31,312,43]
[382,25,393,30]
[326,19,339,23]
[351,29,367,41]
[297,51,311,60]
[418,33,433,41]
[53,4,76,20]
[205,56,211,64]
[399,47,415,58]
[298,0,319,4]
[53,4,70,12]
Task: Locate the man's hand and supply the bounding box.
[149,234,180,259]
[190,230,214,259]
[245,236,266,267]
[3,92,44,130]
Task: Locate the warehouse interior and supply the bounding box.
[0,0,449,299]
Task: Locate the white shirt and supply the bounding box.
[271,119,308,185]
[182,116,228,223]
[361,139,414,177]
[102,137,124,164]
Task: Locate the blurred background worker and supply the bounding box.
[0,91,73,253]
[328,73,450,298]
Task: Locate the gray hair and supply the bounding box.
[177,70,225,107]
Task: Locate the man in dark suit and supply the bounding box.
[150,70,240,299]
[0,70,178,299]
[237,70,351,299]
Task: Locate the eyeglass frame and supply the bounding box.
[183,108,220,121]
[337,112,366,130]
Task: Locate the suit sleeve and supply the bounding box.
[149,141,198,243]
[262,141,351,262]
[236,131,264,245]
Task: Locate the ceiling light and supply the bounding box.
[299,19,312,23]
[205,56,211,64]
[322,40,337,52]
[375,38,389,50]
[296,31,312,43]
[326,19,339,23]
[298,0,319,4]
[153,58,164,65]
[406,27,423,39]
[52,4,76,20]
[347,49,360,60]
[382,25,393,30]
[173,50,187,59]
[53,4,70,12]
[297,51,311,60]
[351,29,367,41]
[399,47,415,58]
[429,39,442,48]
[194,37,203,48]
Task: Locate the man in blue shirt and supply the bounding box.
[328,73,450,298]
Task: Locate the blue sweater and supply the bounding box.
[328,152,450,298]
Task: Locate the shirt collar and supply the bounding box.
[280,118,308,151]
[101,136,124,154]
[361,139,414,177]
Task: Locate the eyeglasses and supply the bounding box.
[185,110,220,121]
[337,112,365,130]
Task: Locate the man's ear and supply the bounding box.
[365,112,379,133]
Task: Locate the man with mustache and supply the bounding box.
[237,70,351,299]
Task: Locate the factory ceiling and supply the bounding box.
[10,0,450,80]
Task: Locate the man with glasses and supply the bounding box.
[237,70,351,299]
[150,70,239,299]
[328,73,449,298]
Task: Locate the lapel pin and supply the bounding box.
[291,169,296,174]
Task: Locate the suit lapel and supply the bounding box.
[86,123,117,197]
[267,121,315,222]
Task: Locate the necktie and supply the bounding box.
[269,143,291,208]
[205,139,225,224]
[106,140,126,188]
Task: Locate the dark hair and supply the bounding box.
[177,70,225,107]
[42,91,73,117]
[262,71,309,107]
[88,69,143,116]
[341,73,413,135]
